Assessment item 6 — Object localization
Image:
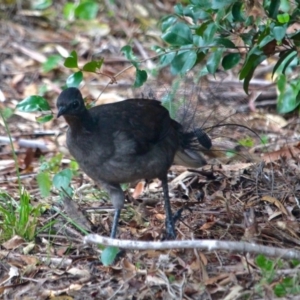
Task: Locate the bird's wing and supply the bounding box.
[93,99,178,155]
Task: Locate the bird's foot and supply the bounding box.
[172,206,192,224]
[164,219,176,240]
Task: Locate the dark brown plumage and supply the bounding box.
[57,87,211,239]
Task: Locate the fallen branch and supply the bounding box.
[84,234,300,260]
[0,136,49,150]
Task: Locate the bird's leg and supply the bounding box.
[110,208,121,238]
[161,176,176,239]
[101,182,125,239]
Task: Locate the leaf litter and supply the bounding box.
[0,2,300,300]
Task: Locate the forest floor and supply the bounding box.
[0,1,300,299]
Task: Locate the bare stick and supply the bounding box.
[84,234,300,260]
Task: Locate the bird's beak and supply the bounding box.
[57,106,67,118]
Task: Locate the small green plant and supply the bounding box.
[37,154,75,198]
[238,136,255,148]
[0,105,44,242]
[0,189,43,242]
[260,135,269,146]
[255,254,300,297]
[274,276,300,297]
[63,0,99,21]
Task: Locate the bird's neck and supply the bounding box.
[63,110,94,133]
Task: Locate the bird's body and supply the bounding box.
[57,87,211,238]
[65,99,179,186]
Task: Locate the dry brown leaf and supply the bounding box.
[200,221,216,230]
[261,195,288,216]
[261,142,300,163]
[67,267,90,279]
[122,258,136,272]
[223,285,243,300]
[268,210,283,221]
[155,213,165,220]
[199,252,208,266]
[132,181,145,199]
[2,235,25,250]
[205,273,229,285]
[23,147,34,169]
[247,113,287,132]
[145,274,167,286]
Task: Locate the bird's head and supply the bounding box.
[56,87,86,118]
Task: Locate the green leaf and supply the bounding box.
[255,254,273,271]
[272,49,297,77]
[215,38,236,48]
[161,23,193,46]
[206,48,224,74]
[239,47,266,79]
[64,51,78,69]
[37,172,52,197]
[195,21,208,36]
[101,246,119,266]
[190,0,211,9]
[211,0,236,9]
[258,35,274,49]
[232,1,244,21]
[159,52,176,67]
[277,13,290,23]
[277,76,300,113]
[133,69,147,88]
[277,73,286,93]
[170,50,197,75]
[238,137,254,147]
[53,169,72,190]
[82,59,104,72]
[16,96,50,112]
[63,2,76,20]
[75,1,99,20]
[120,183,130,191]
[121,45,139,68]
[243,67,255,94]
[280,0,290,12]
[36,114,53,123]
[291,259,300,267]
[152,45,164,53]
[222,53,240,70]
[239,49,267,93]
[121,45,136,60]
[32,0,52,10]
[260,135,268,145]
[173,3,184,15]
[203,23,217,45]
[268,0,280,19]
[274,283,287,297]
[42,55,62,72]
[281,277,294,287]
[272,25,287,41]
[160,15,177,32]
[66,71,83,88]
[215,7,227,22]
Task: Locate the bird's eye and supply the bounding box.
[72,101,79,109]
